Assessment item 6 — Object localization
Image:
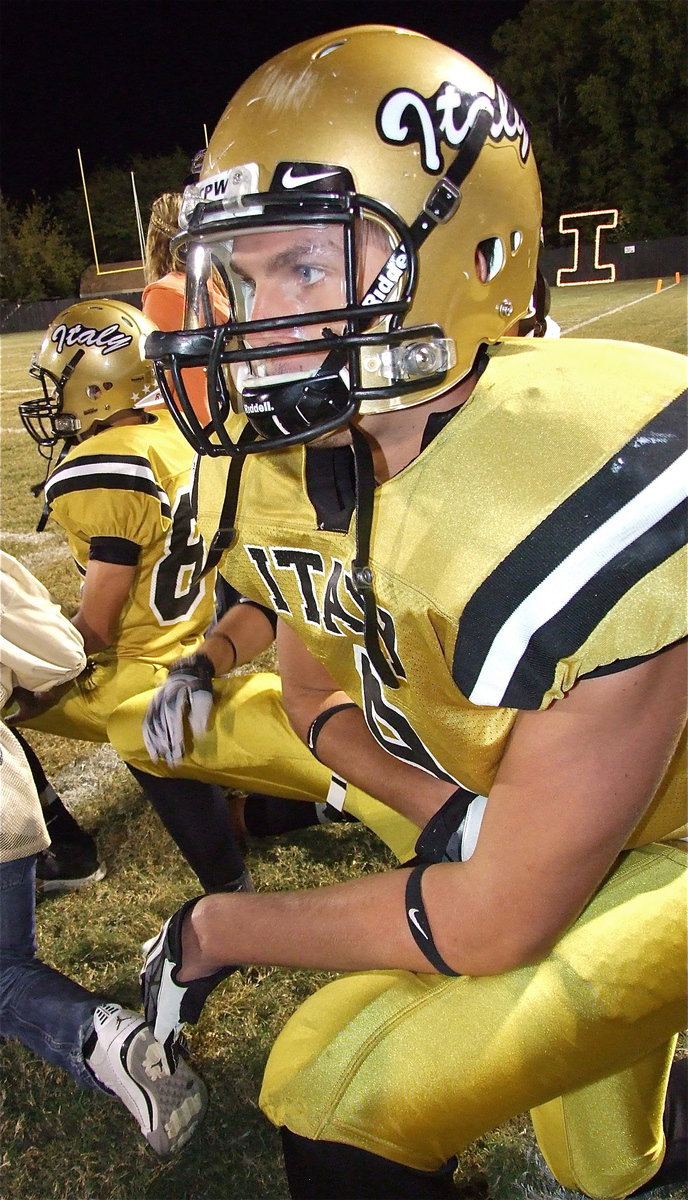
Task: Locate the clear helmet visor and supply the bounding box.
[182,220,402,411]
[148,208,455,455]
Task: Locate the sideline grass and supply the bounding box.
[553,277,687,354]
[0,291,685,1199]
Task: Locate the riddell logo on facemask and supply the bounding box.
[363,250,408,306]
[244,399,274,414]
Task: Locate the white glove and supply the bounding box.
[415,787,488,863]
[143,652,215,767]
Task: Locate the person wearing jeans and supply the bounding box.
[0,551,207,1155]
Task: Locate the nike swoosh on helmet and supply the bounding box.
[281,167,339,189]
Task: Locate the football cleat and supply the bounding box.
[36,837,106,892]
[86,1003,207,1156]
[141,896,237,1071]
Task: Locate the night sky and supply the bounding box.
[1,0,527,201]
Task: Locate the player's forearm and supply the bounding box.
[278,621,455,825]
[176,860,544,981]
[305,701,455,827]
[75,559,136,654]
[201,604,275,675]
[71,608,112,655]
[179,870,430,978]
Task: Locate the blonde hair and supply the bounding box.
[144,193,184,284]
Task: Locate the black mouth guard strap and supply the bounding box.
[350,423,400,690]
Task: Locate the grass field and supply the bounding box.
[0,281,685,1200]
[550,276,687,353]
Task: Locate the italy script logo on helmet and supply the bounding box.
[50,322,133,356]
[376,81,530,174]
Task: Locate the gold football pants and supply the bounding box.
[260,842,686,1199]
[109,670,420,861]
[19,657,167,742]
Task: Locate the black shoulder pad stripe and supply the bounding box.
[453,390,687,708]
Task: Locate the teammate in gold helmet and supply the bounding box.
[141,26,687,1200]
[21,299,160,450]
[15,299,250,897]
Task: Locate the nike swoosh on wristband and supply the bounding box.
[407,908,429,939]
[281,167,339,189]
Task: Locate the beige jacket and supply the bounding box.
[0,552,87,862]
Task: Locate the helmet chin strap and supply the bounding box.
[342,112,494,694]
[407,106,493,253]
[349,422,400,690]
[33,440,74,532]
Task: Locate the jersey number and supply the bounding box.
[152,488,206,623]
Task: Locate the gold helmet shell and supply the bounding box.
[21,299,160,447]
[149,24,542,453]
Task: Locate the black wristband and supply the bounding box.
[205,629,238,670]
[306,702,359,762]
[405,864,460,976]
[168,651,215,688]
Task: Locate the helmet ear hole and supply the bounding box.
[477,238,505,282]
[510,230,523,254]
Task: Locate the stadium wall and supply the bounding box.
[540,235,687,285]
[1,237,686,332]
[0,293,143,334]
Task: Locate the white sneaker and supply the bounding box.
[86,1003,207,1155]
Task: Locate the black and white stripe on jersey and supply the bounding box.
[44,454,171,518]
[453,390,688,709]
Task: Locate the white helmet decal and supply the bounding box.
[50,322,133,356]
[377,82,530,173]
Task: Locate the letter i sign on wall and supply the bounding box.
[557,209,619,286]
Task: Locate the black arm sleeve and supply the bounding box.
[237,595,278,634]
[88,536,141,566]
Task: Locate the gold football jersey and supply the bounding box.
[45,409,214,664]
[196,337,687,844]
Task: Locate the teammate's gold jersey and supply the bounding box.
[45,409,214,665]
[196,337,687,844]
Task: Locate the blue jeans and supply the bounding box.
[0,854,105,1090]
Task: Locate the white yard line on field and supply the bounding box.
[0,531,54,542]
[0,536,69,572]
[563,280,679,334]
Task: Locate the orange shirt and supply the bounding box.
[142,272,229,426]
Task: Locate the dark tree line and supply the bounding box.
[492,0,687,243]
[2,0,686,301]
[1,150,189,302]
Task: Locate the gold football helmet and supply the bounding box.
[147,24,542,455]
[20,299,160,449]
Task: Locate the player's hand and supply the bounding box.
[143,652,215,767]
[5,686,59,724]
[141,896,236,1071]
[414,787,488,863]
